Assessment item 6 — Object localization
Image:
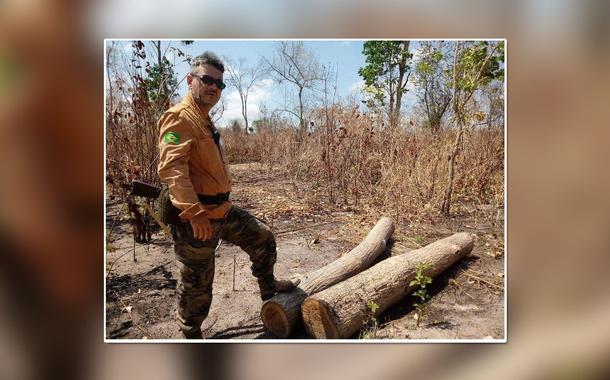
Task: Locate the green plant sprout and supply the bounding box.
[410,263,433,327]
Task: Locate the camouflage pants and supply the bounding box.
[171,205,277,336]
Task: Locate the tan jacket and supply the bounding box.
[157,92,232,220]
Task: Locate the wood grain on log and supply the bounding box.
[261,217,395,337]
[301,232,474,339]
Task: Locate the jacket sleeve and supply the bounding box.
[157,112,207,220]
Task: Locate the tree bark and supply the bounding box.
[441,42,461,216]
[301,232,474,339]
[298,86,305,135]
[392,40,410,129]
[261,217,395,337]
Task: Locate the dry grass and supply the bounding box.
[106,99,503,243]
[221,105,504,226]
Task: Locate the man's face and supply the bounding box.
[188,64,224,110]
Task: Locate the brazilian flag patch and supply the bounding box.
[164,131,180,144]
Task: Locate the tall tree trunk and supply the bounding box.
[441,42,462,216]
[388,60,395,129]
[441,42,499,215]
[392,40,410,129]
[301,233,474,339]
[261,217,395,337]
[441,117,464,215]
[153,40,162,68]
[106,43,115,129]
[298,86,305,134]
[240,91,249,134]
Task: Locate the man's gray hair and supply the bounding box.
[190,51,225,73]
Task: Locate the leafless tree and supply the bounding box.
[225,57,268,134]
[264,41,322,134]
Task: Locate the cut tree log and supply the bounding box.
[301,232,474,339]
[261,217,395,337]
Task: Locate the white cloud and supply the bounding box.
[348,79,365,95]
[411,46,422,62]
[122,41,133,53]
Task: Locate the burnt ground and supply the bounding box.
[105,163,504,341]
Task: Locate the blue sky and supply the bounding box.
[117,40,421,127]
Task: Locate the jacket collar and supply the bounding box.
[184,92,214,131]
[184,92,205,118]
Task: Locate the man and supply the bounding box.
[157,52,299,339]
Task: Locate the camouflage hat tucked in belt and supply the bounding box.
[156,186,181,225]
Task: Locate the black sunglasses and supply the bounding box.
[192,74,226,90]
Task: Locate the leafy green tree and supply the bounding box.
[414,41,452,134]
[358,41,412,128]
[145,56,178,109]
[441,41,504,215]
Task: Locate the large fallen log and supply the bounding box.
[301,232,474,339]
[261,217,395,337]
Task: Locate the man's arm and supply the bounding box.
[157,112,211,240]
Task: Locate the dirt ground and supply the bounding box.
[105,163,505,341]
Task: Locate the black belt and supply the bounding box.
[197,192,230,205]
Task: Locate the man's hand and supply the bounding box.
[190,212,212,241]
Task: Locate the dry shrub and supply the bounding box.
[107,95,503,226]
[222,105,504,223]
[106,95,162,198]
[221,129,254,164]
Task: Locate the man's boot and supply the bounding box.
[182,329,203,339]
[258,274,301,301]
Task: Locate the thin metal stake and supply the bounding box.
[133,227,137,262]
[232,254,237,291]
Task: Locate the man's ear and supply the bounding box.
[186,74,193,86]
